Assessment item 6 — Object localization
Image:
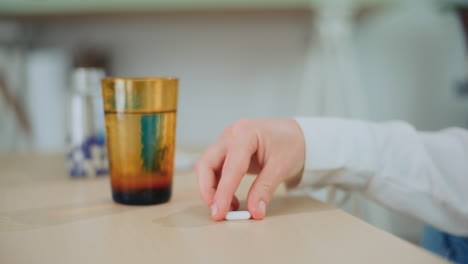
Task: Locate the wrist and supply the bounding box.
[285,119,306,189]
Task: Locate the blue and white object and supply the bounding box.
[67,68,108,177]
[67,135,108,177]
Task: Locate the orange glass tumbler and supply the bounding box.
[101,77,178,205]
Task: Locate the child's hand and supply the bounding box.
[195,119,305,221]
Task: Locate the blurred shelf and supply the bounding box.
[1,0,304,16]
[0,0,396,17]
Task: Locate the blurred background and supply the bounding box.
[1,0,467,244]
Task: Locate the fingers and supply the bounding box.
[195,141,226,207]
[246,161,284,220]
[211,133,257,221]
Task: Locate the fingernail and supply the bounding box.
[259,201,266,216]
[211,203,218,217]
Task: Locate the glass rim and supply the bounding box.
[102,77,178,82]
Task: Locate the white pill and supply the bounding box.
[225,211,251,221]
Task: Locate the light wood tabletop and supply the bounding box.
[0,154,447,264]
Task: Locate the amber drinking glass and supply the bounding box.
[101,77,178,205]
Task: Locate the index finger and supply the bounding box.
[211,133,258,221]
[194,140,226,207]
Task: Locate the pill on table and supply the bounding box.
[225,211,251,220]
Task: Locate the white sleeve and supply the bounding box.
[294,117,468,236]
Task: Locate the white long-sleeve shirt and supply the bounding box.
[294,117,468,236]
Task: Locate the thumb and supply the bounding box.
[246,163,283,220]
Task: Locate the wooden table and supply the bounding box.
[0,154,447,263]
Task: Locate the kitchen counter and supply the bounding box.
[0,154,447,263]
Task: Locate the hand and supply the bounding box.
[195,119,306,221]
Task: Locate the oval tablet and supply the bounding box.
[225,211,251,220]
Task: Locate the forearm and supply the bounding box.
[292,117,468,236]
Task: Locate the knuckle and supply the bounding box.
[222,124,235,136]
[232,119,252,135]
[236,118,252,127]
[259,180,275,193]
